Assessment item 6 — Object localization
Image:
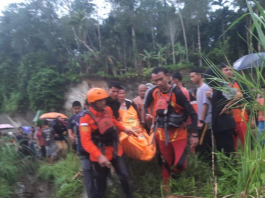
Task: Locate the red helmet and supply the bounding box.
[86,88,108,103]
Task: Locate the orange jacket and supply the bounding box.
[79,106,125,162]
[230,82,248,122]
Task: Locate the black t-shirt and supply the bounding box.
[53,122,67,141]
[67,114,77,131]
[106,97,120,120]
[211,89,235,133]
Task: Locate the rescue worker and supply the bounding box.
[106,81,122,120]
[144,67,198,190]
[75,99,94,198]
[79,88,134,198]
[219,63,250,150]
[190,68,212,163]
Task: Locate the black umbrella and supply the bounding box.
[233,52,265,71]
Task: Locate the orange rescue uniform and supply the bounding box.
[79,106,125,162]
[229,81,248,150]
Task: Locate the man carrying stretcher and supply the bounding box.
[144,67,198,190]
[79,88,134,198]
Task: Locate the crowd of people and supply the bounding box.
[8,64,265,198]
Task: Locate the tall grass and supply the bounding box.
[37,152,83,198]
[0,140,36,198]
[201,1,265,197]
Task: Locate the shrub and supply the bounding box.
[37,153,83,198]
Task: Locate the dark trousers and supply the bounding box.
[41,145,46,158]
[81,158,95,198]
[214,129,235,157]
[196,123,212,163]
[92,156,133,198]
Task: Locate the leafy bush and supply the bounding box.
[142,63,194,78]
[0,92,21,114]
[169,156,213,197]
[27,68,67,111]
[37,153,83,198]
[0,141,36,198]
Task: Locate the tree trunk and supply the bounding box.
[177,6,189,62]
[172,41,176,65]
[192,38,195,52]
[132,26,138,71]
[197,23,202,67]
[151,25,156,50]
[221,11,225,42]
[97,23,102,51]
[147,60,151,68]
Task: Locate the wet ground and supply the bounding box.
[13,174,52,198]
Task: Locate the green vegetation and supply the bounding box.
[0,141,36,198]
[1,0,265,197]
[0,0,264,112]
[37,153,83,198]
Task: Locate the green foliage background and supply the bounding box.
[0,0,264,113]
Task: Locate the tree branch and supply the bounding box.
[72,26,94,53]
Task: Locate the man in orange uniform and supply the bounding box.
[144,67,198,189]
[79,88,133,198]
[219,63,250,150]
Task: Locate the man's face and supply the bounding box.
[108,87,119,100]
[221,66,234,79]
[19,128,23,134]
[73,106,81,115]
[190,72,201,84]
[151,72,169,90]
[138,85,147,98]
[118,90,126,101]
[94,98,106,110]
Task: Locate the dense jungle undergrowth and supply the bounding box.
[34,146,261,198]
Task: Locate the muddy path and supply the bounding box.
[13,174,52,198]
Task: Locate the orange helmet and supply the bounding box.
[87,88,108,103]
